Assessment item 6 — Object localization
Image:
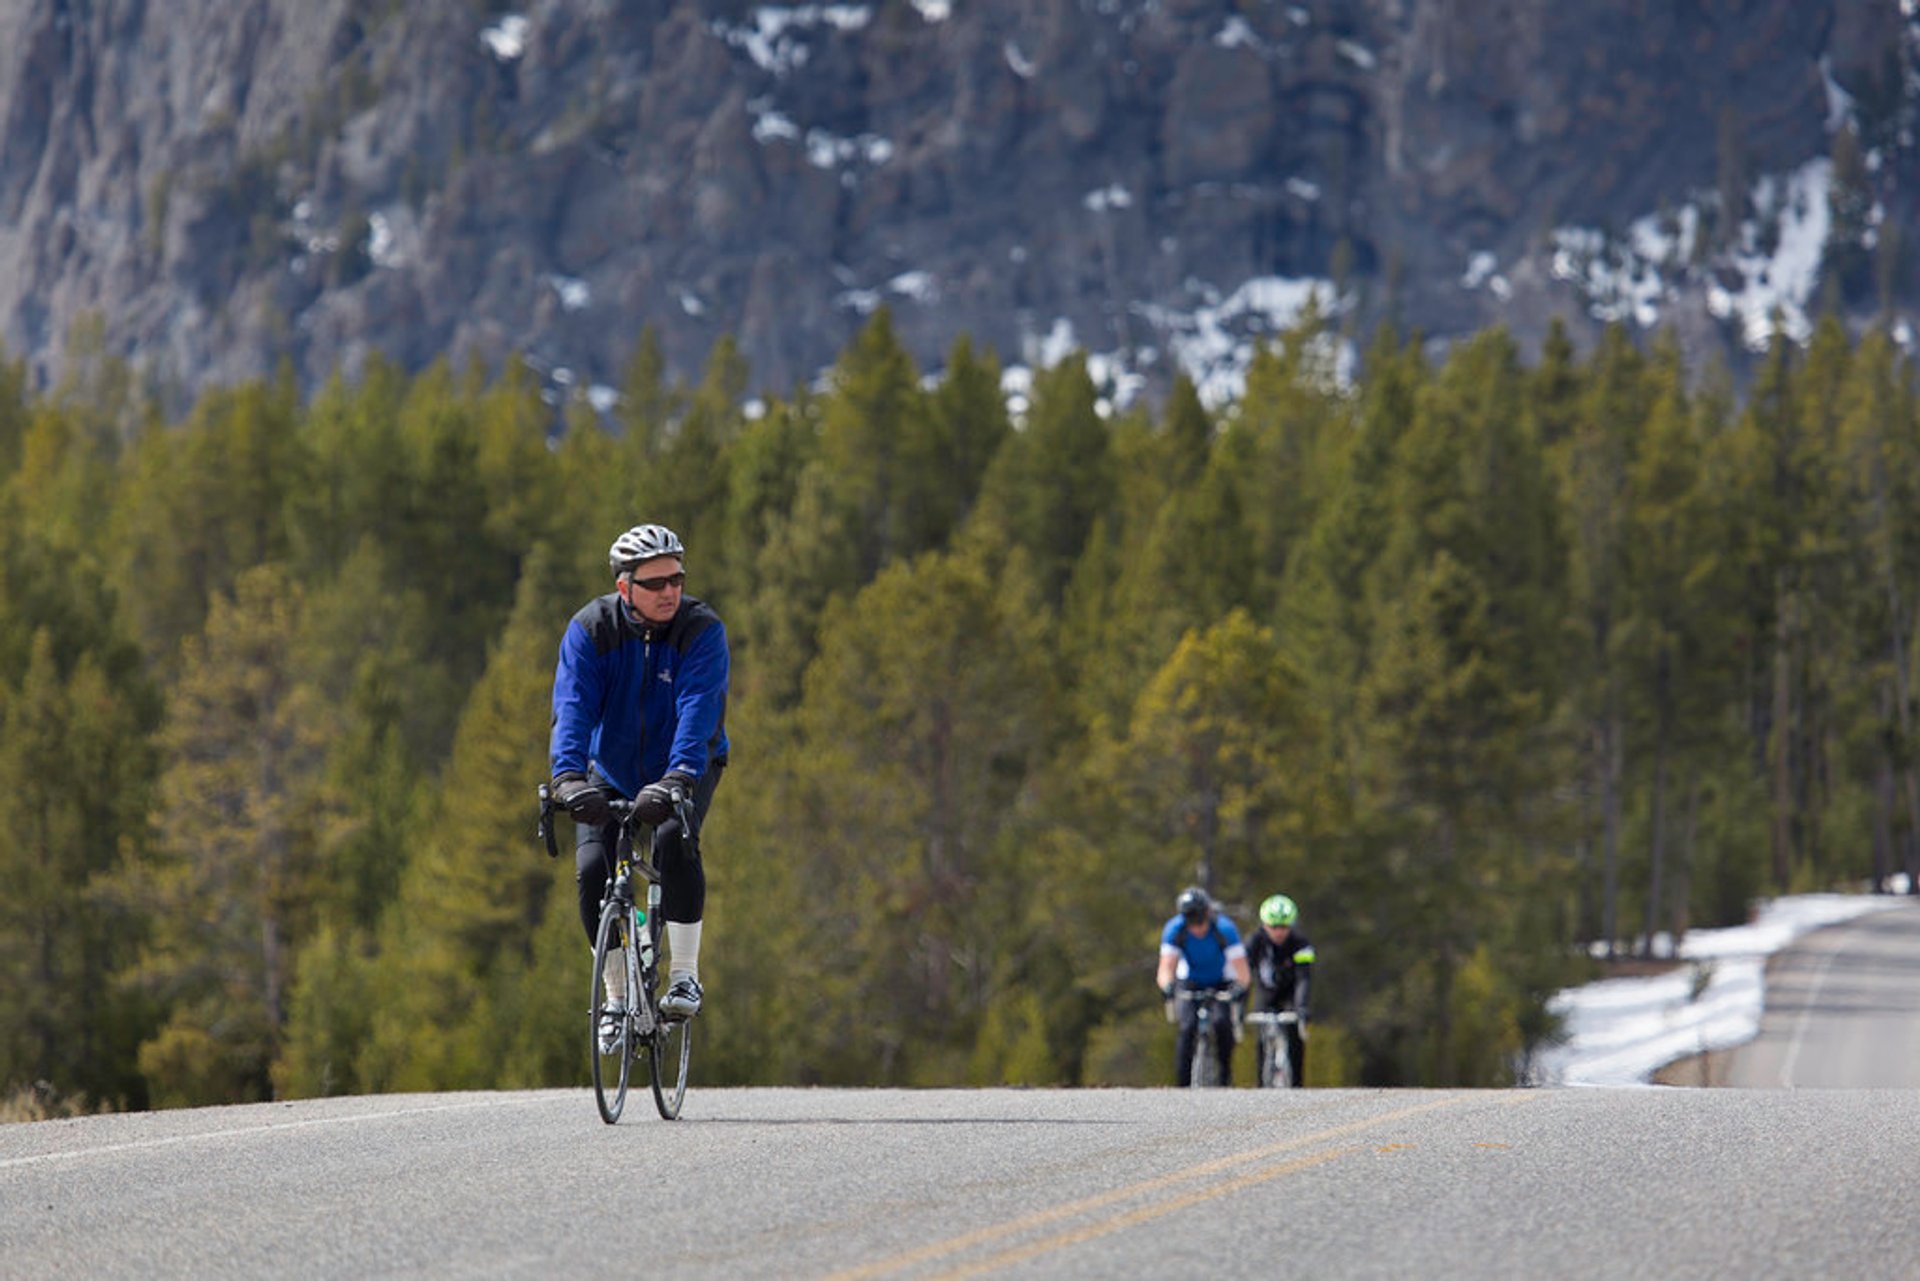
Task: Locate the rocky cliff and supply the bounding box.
[0,0,1913,410]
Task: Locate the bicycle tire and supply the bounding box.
[650,1015,691,1119]
[1270,1029,1294,1089]
[1194,1019,1221,1088]
[591,899,633,1124]
[648,915,690,1119]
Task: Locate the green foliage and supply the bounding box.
[3,311,1918,1105]
[0,633,157,1106]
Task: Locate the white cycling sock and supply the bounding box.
[666,921,702,982]
[597,946,625,1005]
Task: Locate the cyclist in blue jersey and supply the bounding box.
[1155,886,1251,1086]
[551,523,729,1024]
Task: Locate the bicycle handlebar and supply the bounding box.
[536,783,696,860]
[1245,1010,1300,1025]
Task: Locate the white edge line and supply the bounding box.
[1776,941,1843,1087]
[0,1095,566,1171]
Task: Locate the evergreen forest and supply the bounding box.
[4,308,1918,1113]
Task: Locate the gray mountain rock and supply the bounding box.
[0,0,1912,409]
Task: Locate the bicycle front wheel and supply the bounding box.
[1269,1030,1294,1089]
[649,913,691,1119]
[1193,1022,1221,1088]
[590,900,633,1124]
[650,1012,691,1120]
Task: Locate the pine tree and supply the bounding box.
[0,635,155,1105]
[1341,329,1571,1083]
[106,376,305,664]
[974,352,1115,603]
[1621,338,1727,942]
[120,567,338,1106]
[770,546,1052,1082]
[1556,325,1646,952]
[345,545,579,1092]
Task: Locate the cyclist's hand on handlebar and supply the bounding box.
[1158,981,1175,1001]
[634,770,694,824]
[553,772,611,827]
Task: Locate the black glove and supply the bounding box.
[634,770,694,824]
[552,772,610,827]
[1159,982,1175,1000]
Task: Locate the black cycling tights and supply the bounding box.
[574,765,722,943]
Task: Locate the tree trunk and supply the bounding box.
[1597,718,1612,956]
[1886,591,1920,894]
[1645,735,1669,958]
[1599,696,1624,960]
[1643,645,1673,958]
[1770,589,1794,891]
[1873,738,1895,894]
[1673,774,1700,940]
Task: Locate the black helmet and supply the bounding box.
[1176,886,1211,923]
[609,523,685,574]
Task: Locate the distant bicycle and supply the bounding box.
[539,783,693,1123]
[1176,986,1240,1088]
[1247,1010,1300,1088]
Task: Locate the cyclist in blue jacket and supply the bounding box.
[551,523,729,1020]
[1156,886,1251,1085]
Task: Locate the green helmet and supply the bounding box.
[1259,893,1299,927]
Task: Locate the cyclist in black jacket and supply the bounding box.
[1246,893,1315,1087]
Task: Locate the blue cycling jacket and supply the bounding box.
[550,593,730,798]
[1160,913,1246,986]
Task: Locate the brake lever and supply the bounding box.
[537,782,559,859]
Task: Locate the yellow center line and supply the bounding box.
[926,1146,1361,1280]
[826,1094,1474,1280]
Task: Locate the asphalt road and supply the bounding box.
[6,1084,1920,1278]
[1724,900,1920,1088]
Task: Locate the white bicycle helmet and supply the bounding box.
[608,524,685,574]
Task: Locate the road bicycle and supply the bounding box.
[539,783,694,1123]
[1247,1009,1300,1088]
[1176,986,1240,1088]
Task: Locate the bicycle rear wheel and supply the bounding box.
[590,900,633,1124]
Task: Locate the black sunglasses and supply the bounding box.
[627,571,685,592]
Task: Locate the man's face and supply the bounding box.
[1184,915,1210,937]
[1264,923,1291,943]
[619,554,685,624]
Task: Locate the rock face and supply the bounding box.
[0,0,1912,408]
